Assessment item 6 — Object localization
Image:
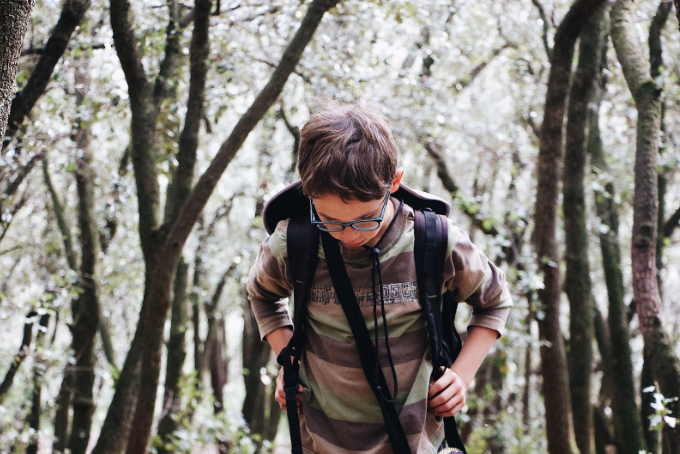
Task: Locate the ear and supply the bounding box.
[389,168,405,193]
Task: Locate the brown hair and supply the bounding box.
[297,101,398,202]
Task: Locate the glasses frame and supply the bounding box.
[309,190,391,232]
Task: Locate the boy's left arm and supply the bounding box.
[428,223,513,416]
[427,326,498,416]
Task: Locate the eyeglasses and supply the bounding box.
[310,191,391,232]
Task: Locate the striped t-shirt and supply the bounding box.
[247,201,512,454]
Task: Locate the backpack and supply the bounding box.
[262,181,466,454]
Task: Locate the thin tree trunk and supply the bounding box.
[611,0,680,451]
[67,54,101,454]
[589,29,645,453]
[126,1,340,451]
[26,313,50,454]
[0,0,35,141]
[532,1,606,453]
[563,7,605,453]
[0,310,36,403]
[53,370,73,453]
[3,0,90,147]
[650,0,672,295]
[156,260,189,453]
[242,297,272,437]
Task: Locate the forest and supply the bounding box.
[1,0,680,453]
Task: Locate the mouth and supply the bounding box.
[343,241,364,249]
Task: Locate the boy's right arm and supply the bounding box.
[247,220,295,341]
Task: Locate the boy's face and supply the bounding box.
[311,193,391,249]
[310,169,405,250]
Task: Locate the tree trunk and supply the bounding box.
[563,7,605,453]
[0,310,35,403]
[532,1,607,453]
[92,0,188,450]
[650,0,672,295]
[67,54,101,454]
[3,0,90,147]
[589,27,644,453]
[53,369,74,453]
[0,0,35,141]
[242,298,272,437]
[156,259,189,453]
[611,0,680,451]
[26,313,50,454]
[125,1,340,451]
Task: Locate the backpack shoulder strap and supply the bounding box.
[287,217,319,337]
[414,209,446,377]
[414,210,467,454]
[276,217,318,454]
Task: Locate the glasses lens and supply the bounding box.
[316,223,344,232]
[352,220,380,231]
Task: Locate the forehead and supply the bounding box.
[312,193,385,221]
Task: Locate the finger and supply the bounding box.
[428,382,458,409]
[435,399,466,417]
[428,368,459,398]
[432,393,465,414]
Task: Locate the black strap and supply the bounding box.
[414,210,467,454]
[320,232,412,454]
[278,218,319,454]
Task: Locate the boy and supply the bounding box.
[247,102,512,453]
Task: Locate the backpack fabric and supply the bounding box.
[266,182,466,454]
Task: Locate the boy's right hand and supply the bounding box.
[275,366,303,410]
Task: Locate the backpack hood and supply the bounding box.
[262,180,451,235]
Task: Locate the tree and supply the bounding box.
[90,0,342,452]
[611,0,680,451]
[562,6,606,453]
[531,1,607,453]
[0,0,35,141]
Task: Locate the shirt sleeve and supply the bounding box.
[247,219,295,341]
[443,221,513,337]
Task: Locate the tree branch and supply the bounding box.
[531,0,553,60]
[4,0,91,148]
[422,140,499,236]
[665,205,680,238]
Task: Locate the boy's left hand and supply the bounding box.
[427,367,467,417]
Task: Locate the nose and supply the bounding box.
[340,228,362,243]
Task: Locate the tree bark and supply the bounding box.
[611,0,680,451]
[0,0,35,142]
[66,53,101,454]
[3,0,90,147]
[156,260,189,453]
[125,1,340,451]
[589,23,645,454]
[532,1,607,453]
[650,0,672,295]
[563,7,605,453]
